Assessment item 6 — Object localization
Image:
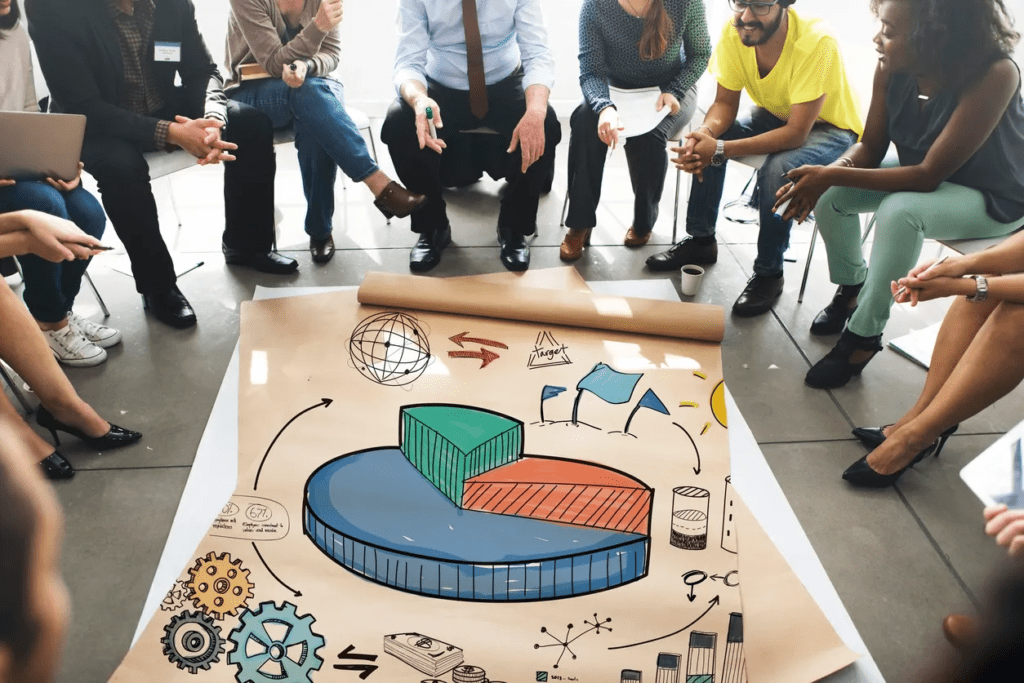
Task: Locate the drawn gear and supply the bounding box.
[160,610,225,674]
[160,579,189,612]
[186,551,255,620]
[227,601,325,683]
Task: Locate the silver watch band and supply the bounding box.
[966,274,988,303]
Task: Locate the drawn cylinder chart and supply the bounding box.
[721,476,737,554]
[670,487,710,550]
[686,631,717,683]
[721,613,747,683]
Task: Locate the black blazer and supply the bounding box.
[25,0,227,151]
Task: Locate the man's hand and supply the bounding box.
[20,209,104,262]
[509,109,546,174]
[0,179,15,188]
[314,0,344,32]
[656,92,680,117]
[985,505,1024,557]
[283,60,307,89]
[412,96,446,154]
[673,130,717,181]
[45,162,84,192]
[597,106,623,150]
[170,116,238,164]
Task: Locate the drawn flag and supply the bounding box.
[572,363,643,424]
[539,385,567,423]
[622,389,670,434]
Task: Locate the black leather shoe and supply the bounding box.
[409,224,451,272]
[805,329,883,389]
[732,273,784,317]
[646,237,718,271]
[36,405,142,450]
[810,283,862,335]
[223,245,299,274]
[498,229,530,272]
[141,285,197,328]
[853,423,958,450]
[40,451,74,480]
[310,236,335,264]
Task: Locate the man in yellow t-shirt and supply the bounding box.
[647,0,863,317]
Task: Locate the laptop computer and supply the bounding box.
[0,111,86,182]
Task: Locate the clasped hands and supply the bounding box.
[890,253,977,306]
[169,115,237,165]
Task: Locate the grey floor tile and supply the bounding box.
[52,467,190,683]
[762,440,975,683]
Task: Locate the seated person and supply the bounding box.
[1,0,119,367]
[0,434,69,683]
[25,0,298,330]
[225,0,427,264]
[380,0,562,273]
[0,209,143,480]
[560,0,710,261]
[776,0,1023,389]
[841,230,1024,487]
[647,0,862,317]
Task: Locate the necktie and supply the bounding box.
[462,0,489,119]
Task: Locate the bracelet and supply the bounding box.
[837,156,855,168]
[696,124,715,138]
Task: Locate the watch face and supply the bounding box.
[711,152,726,166]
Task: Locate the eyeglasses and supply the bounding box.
[728,0,780,17]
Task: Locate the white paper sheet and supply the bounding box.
[609,86,671,139]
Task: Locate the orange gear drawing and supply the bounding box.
[186,551,254,620]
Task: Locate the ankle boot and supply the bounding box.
[805,329,883,389]
[811,283,863,335]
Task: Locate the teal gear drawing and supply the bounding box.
[160,611,225,674]
[227,601,325,682]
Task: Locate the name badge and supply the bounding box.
[154,42,181,62]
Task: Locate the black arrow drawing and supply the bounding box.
[251,542,301,597]
[672,422,701,474]
[608,596,720,650]
[254,398,333,490]
[334,645,379,679]
[687,584,697,602]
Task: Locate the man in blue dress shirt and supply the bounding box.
[381,0,561,272]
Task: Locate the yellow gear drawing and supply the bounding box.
[186,551,254,620]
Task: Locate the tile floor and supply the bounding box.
[6,115,1022,683]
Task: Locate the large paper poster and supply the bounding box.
[111,272,854,683]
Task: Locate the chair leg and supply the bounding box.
[0,362,33,415]
[83,271,110,318]
[797,222,819,304]
[861,213,876,244]
[560,192,569,228]
[672,164,683,245]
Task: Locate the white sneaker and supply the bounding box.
[43,325,107,367]
[67,311,122,348]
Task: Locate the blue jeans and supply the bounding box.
[230,77,379,239]
[686,107,858,276]
[0,182,105,323]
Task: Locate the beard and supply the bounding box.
[734,8,785,47]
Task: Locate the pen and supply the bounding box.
[425,107,437,139]
[893,254,949,301]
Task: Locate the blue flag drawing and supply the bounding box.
[637,388,670,415]
[542,385,567,401]
[576,363,643,405]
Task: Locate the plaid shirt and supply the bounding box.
[109,0,170,149]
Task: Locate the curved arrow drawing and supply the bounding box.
[673,422,701,475]
[448,348,500,368]
[607,596,720,650]
[449,332,508,349]
[253,398,333,490]
[252,542,301,597]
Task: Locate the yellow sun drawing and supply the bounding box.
[711,380,727,429]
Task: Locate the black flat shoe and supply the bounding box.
[810,283,862,335]
[645,236,718,271]
[310,236,335,264]
[223,245,299,274]
[498,228,530,272]
[36,405,142,451]
[732,273,784,317]
[141,285,197,329]
[842,441,938,488]
[40,451,75,480]
[805,329,883,389]
[409,224,451,273]
[852,423,959,450]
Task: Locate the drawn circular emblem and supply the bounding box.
[227,601,325,683]
[160,611,224,674]
[186,551,255,620]
[348,312,431,387]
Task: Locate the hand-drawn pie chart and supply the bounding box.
[304,405,653,601]
[710,380,727,428]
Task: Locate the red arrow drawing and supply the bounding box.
[449,332,508,349]
[448,348,500,368]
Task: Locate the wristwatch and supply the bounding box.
[710,139,726,167]
[966,274,988,303]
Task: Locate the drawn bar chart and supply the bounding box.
[721,613,746,683]
[686,631,717,683]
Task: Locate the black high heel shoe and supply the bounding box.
[852,423,959,450]
[842,441,939,488]
[36,405,142,450]
[40,451,75,480]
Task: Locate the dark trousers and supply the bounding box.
[380,69,561,235]
[80,100,276,293]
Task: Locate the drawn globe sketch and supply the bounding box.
[349,312,431,386]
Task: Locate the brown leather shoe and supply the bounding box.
[624,226,652,247]
[942,614,977,651]
[374,181,428,219]
[559,228,592,262]
[310,235,335,263]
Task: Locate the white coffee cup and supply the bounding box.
[680,264,705,297]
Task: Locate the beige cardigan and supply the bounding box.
[224,0,341,91]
